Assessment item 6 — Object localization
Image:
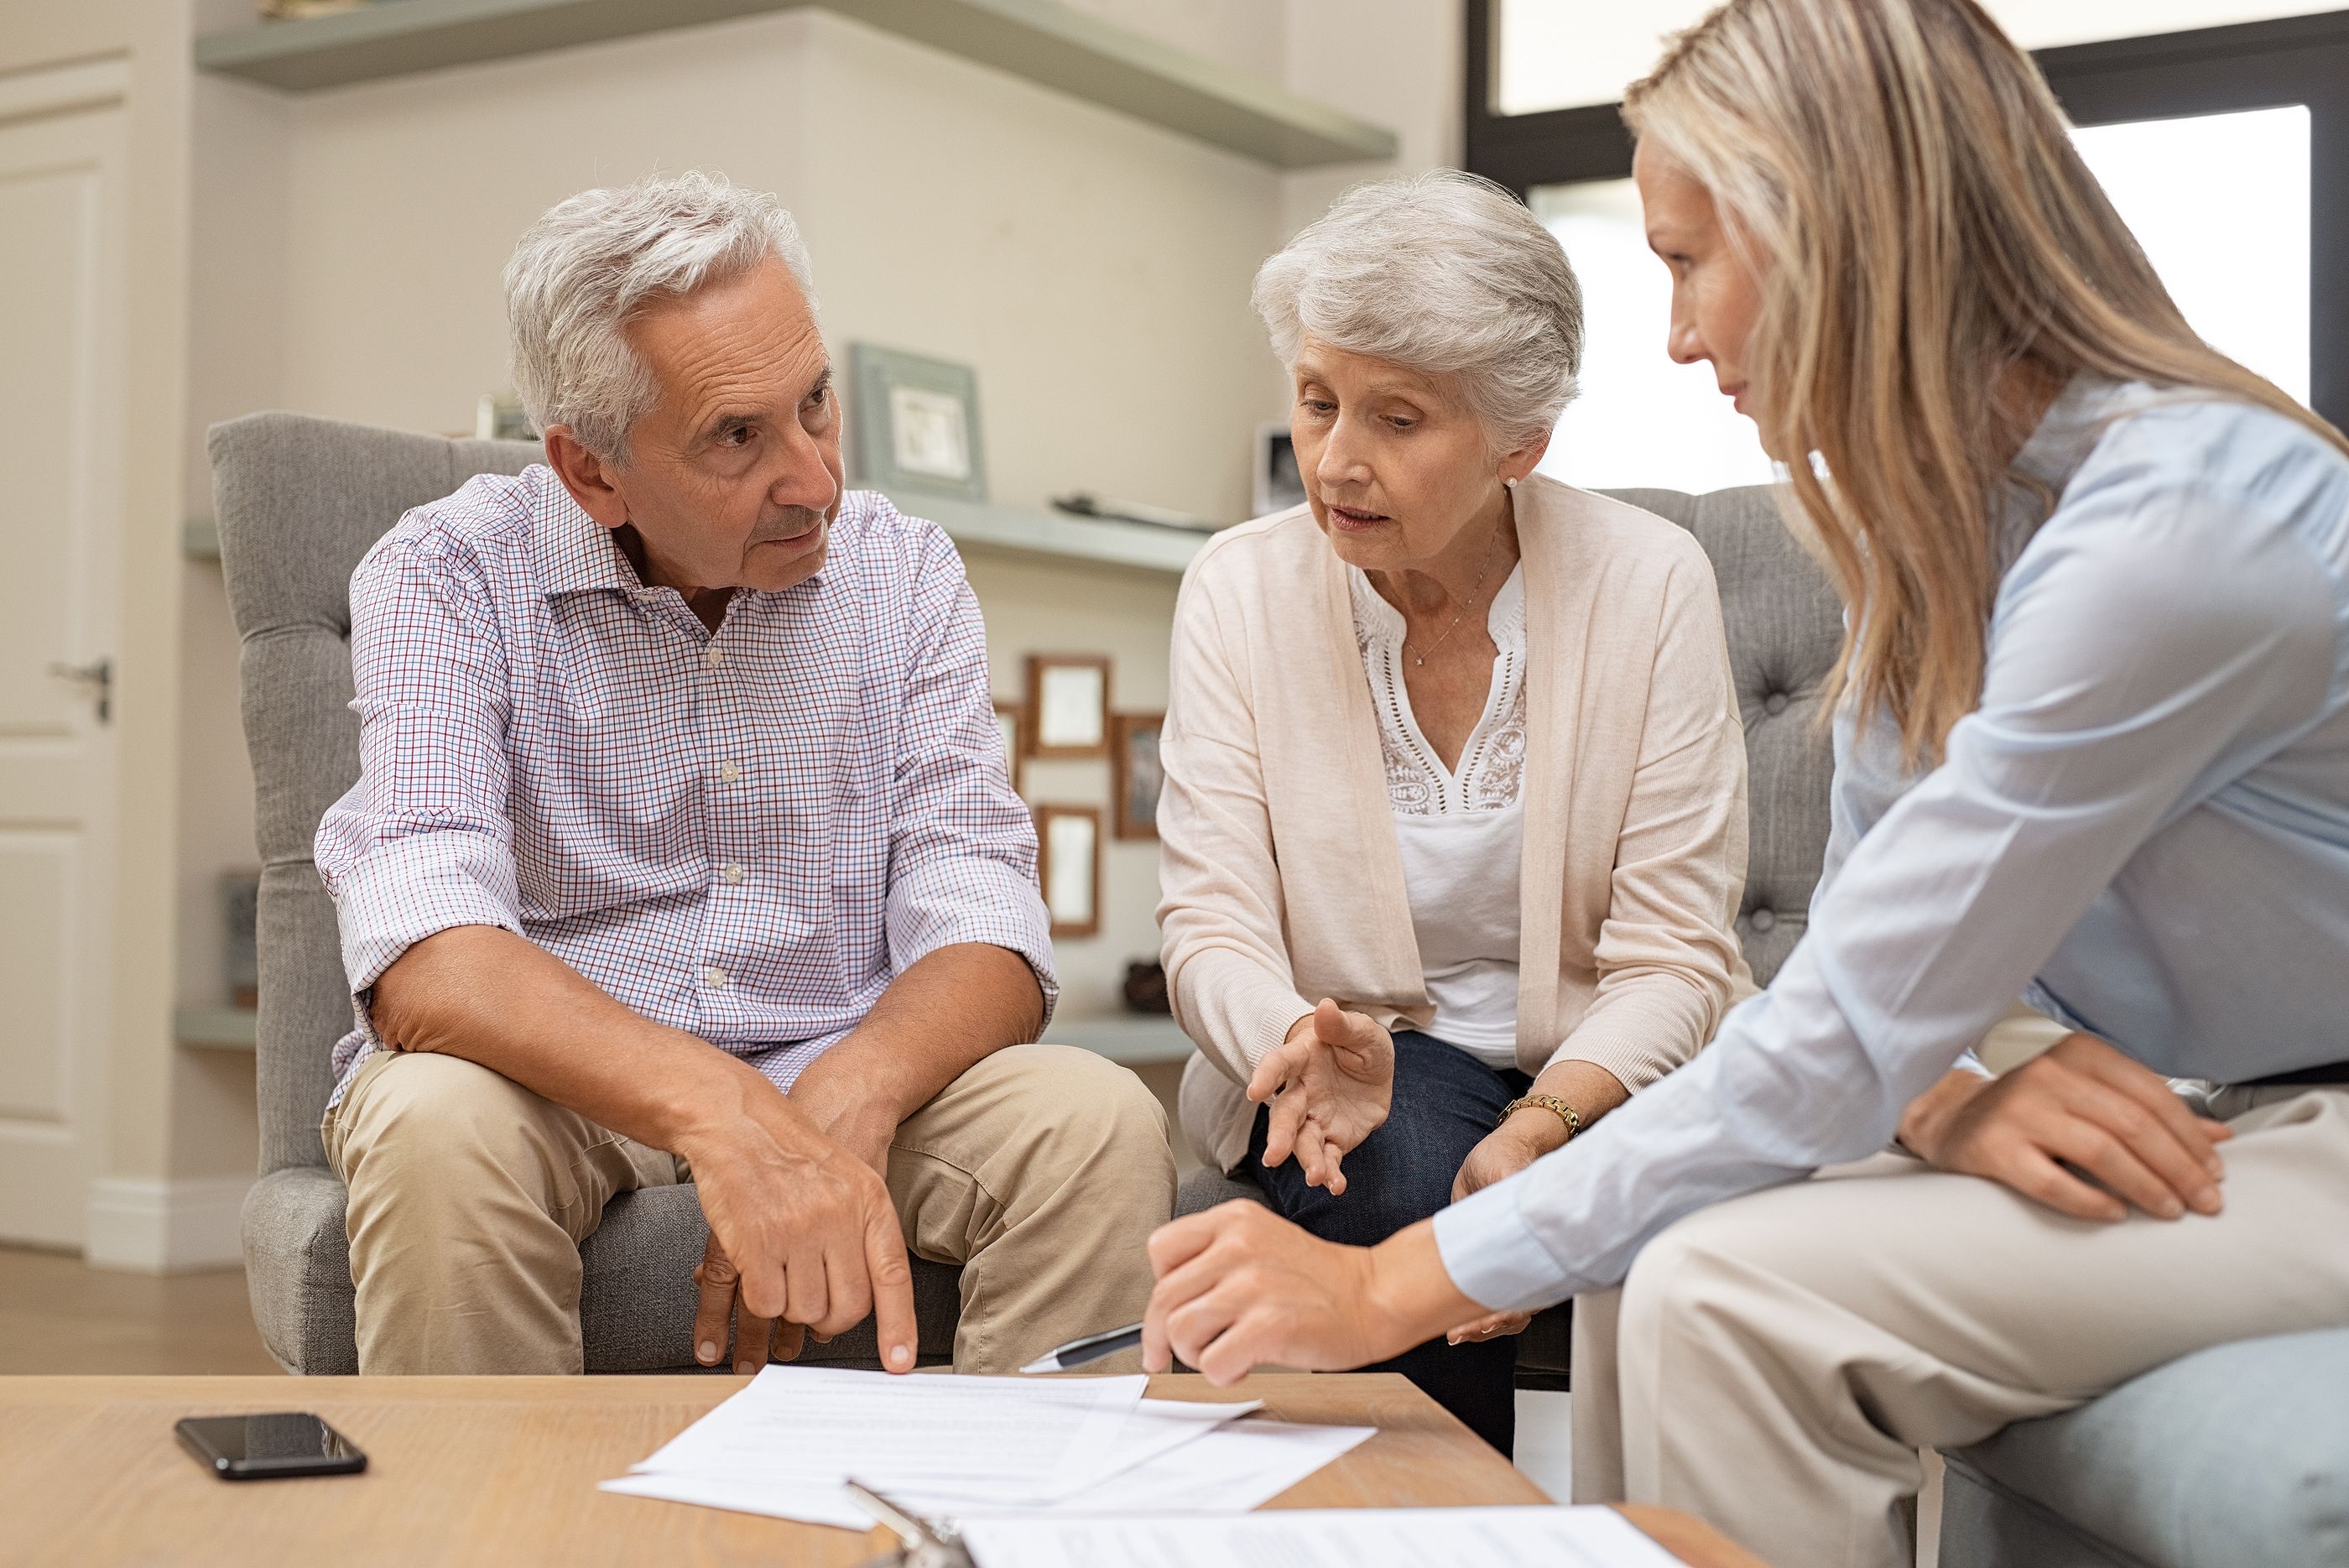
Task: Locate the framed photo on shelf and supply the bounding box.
[849,343,987,501]
[1110,711,1164,840]
[1254,420,1306,518]
[1034,805,1102,938]
[992,699,1023,787]
[1024,654,1110,759]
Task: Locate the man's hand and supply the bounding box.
[1141,1202,1481,1384]
[788,1074,899,1184]
[1899,1032,2232,1223]
[680,941,1039,1371]
[675,1066,918,1375]
[1247,999,1395,1195]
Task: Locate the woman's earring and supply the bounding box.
[1503,476,1518,490]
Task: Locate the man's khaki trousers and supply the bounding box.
[323,1043,1175,1376]
[1570,1085,2349,1568]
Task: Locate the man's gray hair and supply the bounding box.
[1253,170,1582,450]
[505,171,816,461]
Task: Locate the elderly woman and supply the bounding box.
[1157,170,1751,1453]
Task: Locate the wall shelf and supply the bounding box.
[884,489,1214,576]
[176,1005,258,1050]
[193,0,1398,169]
[169,998,1185,1064]
[1050,1015,1192,1066]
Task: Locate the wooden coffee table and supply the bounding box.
[0,1372,1765,1565]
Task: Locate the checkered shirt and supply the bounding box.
[314,465,1055,1109]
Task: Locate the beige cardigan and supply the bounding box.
[1158,475,1755,1172]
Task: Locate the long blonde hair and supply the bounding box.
[1623,0,2349,761]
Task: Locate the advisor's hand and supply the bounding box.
[1898,1032,2231,1223]
[675,1067,917,1375]
[1247,999,1394,1195]
[1141,1202,1424,1383]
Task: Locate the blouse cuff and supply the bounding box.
[1432,1175,1571,1315]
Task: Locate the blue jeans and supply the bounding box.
[1247,1030,1531,1454]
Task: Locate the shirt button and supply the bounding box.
[722,863,746,885]
[702,966,728,989]
[718,760,741,784]
[706,644,725,669]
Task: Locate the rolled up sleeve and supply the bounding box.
[314,532,523,1046]
[882,531,1056,1027]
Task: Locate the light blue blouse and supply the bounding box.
[1435,378,2349,1310]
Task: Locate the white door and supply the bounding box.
[0,66,128,1247]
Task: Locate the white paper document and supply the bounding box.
[602,1373,1312,1531]
[630,1367,1145,1502]
[956,1505,1690,1567]
[1021,1418,1372,1516]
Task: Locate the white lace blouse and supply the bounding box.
[1346,563,1527,1068]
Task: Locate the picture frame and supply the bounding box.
[1110,711,1164,841]
[1023,654,1110,760]
[849,343,988,501]
[1253,420,1306,518]
[992,699,1024,789]
[475,392,535,443]
[1034,805,1102,938]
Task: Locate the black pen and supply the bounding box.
[1019,1321,1144,1373]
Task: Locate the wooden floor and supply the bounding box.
[0,1247,283,1377]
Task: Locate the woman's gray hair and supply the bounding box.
[504,171,815,461]
[1253,170,1582,450]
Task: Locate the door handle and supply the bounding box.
[47,657,112,722]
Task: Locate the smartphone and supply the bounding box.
[174,1413,368,1480]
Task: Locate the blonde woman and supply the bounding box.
[1155,170,1750,1454]
[1142,3,2349,1563]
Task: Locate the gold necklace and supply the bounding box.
[1404,518,1506,669]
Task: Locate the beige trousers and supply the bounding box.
[1570,1086,2349,1568]
[324,1042,1175,1377]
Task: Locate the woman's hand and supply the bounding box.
[1247,998,1395,1194]
[1898,1032,2231,1222]
[1141,1202,1482,1384]
[1440,1117,1555,1344]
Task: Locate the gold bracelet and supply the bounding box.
[1497,1094,1581,1141]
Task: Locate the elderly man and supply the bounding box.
[315,172,1173,1377]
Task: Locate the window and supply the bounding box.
[1467,4,2349,463]
[1492,1,2348,116]
[2073,107,2310,404]
[1528,104,2314,490]
[1529,177,1772,492]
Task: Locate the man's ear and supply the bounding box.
[542,425,630,532]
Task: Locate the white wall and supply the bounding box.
[1063,0,1284,79]
[1279,0,1466,244]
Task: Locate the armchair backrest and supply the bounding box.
[210,412,539,1174]
[1601,486,1842,983]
